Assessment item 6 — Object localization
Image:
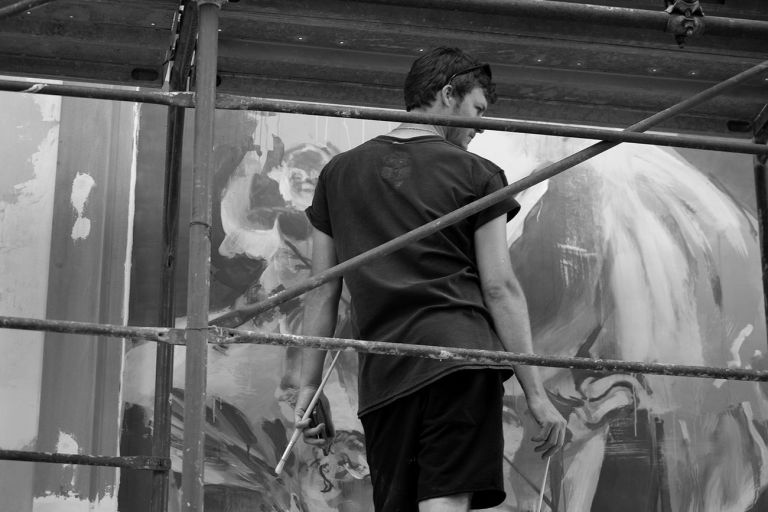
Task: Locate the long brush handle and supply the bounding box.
[275,351,341,475]
[537,456,551,512]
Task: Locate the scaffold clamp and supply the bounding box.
[665,0,704,47]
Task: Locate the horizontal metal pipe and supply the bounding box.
[0,0,56,19]
[0,315,763,381]
[216,96,768,156]
[0,79,188,106]
[211,59,768,329]
[208,327,768,382]
[1,78,767,156]
[0,449,170,470]
[359,0,768,40]
[0,316,768,382]
[0,315,172,344]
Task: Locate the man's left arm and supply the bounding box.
[295,227,342,446]
[475,215,567,457]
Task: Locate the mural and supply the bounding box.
[472,133,768,511]
[122,110,768,511]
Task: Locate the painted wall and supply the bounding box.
[0,90,138,512]
[123,108,768,511]
[0,90,60,512]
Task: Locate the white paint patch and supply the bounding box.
[22,83,46,94]
[727,324,753,368]
[56,431,80,488]
[32,95,60,122]
[56,431,79,454]
[71,217,91,240]
[33,493,118,512]
[219,153,282,260]
[715,324,755,388]
[70,172,95,240]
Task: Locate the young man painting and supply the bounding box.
[295,47,567,512]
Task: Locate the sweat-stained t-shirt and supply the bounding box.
[305,134,521,417]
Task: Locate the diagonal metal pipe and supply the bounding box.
[0,0,56,19]
[211,58,768,328]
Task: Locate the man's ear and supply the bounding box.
[439,84,455,108]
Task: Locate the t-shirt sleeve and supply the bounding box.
[305,166,333,237]
[473,168,521,230]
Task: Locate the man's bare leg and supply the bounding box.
[419,493,471,512]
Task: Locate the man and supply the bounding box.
[295,47,567,511]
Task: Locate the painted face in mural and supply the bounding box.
[272,144,329,211]
[445,86,487,149]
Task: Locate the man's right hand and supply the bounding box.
[294,385,335,449]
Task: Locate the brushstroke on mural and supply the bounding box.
[122,112,768,511]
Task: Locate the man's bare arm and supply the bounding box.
[296,227,342,445]
[474,215,566,457]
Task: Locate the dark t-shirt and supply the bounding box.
[306,134,520,416]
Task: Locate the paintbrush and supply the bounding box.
[275,351,341,475]
[537,456,551,512]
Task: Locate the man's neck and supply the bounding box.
[389,108,448,139]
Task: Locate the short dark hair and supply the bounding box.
[403,47,497,112]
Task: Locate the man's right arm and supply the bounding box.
[474,215,567,457]
[295,227,342,446]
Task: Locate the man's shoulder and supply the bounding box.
[431,141,505,175]
[459,148,505,179]
[323,138,380,170]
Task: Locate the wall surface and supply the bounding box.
[0,91,138,512]
[0,90,60,512]
[122,107,768,511]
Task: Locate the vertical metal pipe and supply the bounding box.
[149,105,185,512]
[152,1,196,503]
[181,1,222,511]
[753,106,768,347]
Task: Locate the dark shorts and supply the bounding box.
[360,369,506,511]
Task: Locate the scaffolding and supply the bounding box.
[0,1,767,511]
